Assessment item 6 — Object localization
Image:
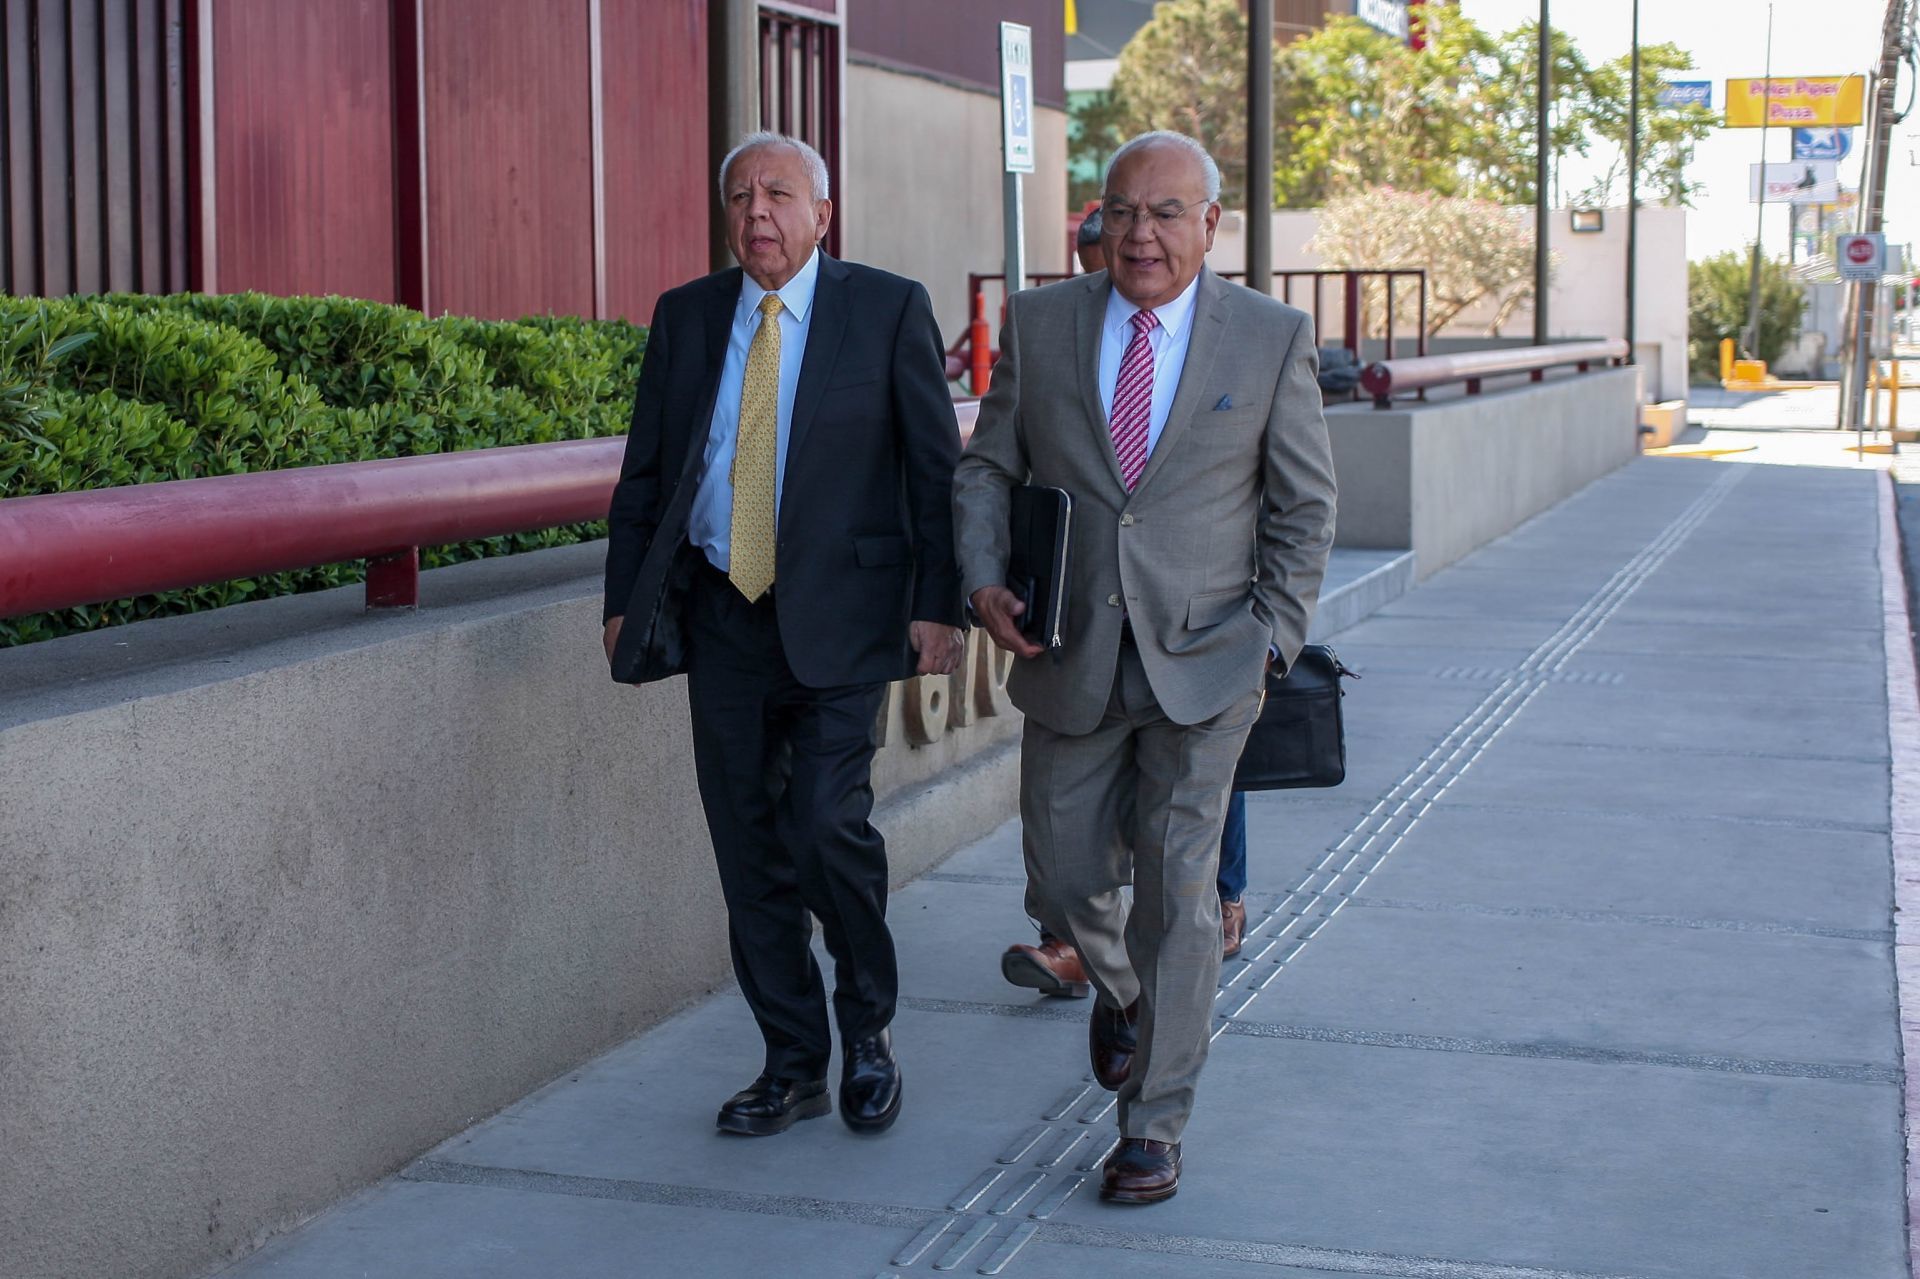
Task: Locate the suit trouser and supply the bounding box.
[1021,639,1260,1144]
[684,561,895,1081]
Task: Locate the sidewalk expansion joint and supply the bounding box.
[1342,896,1893,941]
[1217,1022,1901,1084]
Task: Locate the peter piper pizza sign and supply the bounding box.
[1724,76,1866,128]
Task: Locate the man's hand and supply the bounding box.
[603,616,623,665]
[910,621,965,676]
[970,586,1044,660]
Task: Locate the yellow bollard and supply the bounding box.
[1720,337,1735,382]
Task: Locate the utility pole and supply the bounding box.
[1744,5,1775,359]
[1247,0,1273,295]
[1533,0,1551,345]
[1626,0,1640,368]
[1843,0,1911,432]
[709,0,759,271]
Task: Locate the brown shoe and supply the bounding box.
[1100,1138,1180,1203]
[1221,897,1247,959]
[1088,997,1138,1091]
[1002,937,1091,998]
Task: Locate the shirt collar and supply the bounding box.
[1103,270,1203,344]
[739,248,822,325]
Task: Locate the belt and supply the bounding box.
[697,554,774,604]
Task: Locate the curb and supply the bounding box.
[1878,470,1920,1278]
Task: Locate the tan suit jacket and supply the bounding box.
[953,268,1337,736]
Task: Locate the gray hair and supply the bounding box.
[1102,131,1222,203]
[718,131,831,203]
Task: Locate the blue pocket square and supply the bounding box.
[1213,395,1233,411]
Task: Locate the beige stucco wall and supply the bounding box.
[841,62,1070,345]
[0,543,1018,1279]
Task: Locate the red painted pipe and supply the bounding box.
[1360,339,1628,408]
[0,438,625,619]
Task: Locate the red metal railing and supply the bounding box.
[1359,340,1630,409]
[948,269,1429,394]
[0,402,986,620]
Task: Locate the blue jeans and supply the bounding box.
[1217,789,1247,902]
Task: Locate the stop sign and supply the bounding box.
[1847,237,1876,264]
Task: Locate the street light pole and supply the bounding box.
[1743,4,1775,359]
[1247,0,1273,295]
[1626,0,1640,368]
[1533,0,1551,345]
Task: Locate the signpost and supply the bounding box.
[1792,126,1853,160]
[1724,76,1866,127]
[1840,232,1887,453]
[1748,160,1840,203]
[999,22,1033,296]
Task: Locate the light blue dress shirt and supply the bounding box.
[1096,271,1202,458]
[689,248,821,572]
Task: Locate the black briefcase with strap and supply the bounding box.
[1233,645,1358,791]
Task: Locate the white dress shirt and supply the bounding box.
[1096,272,1202,459]
[689,248,821,572]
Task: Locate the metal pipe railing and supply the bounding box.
[2,401,986,621]
[1359,339,1629,409]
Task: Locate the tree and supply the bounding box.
[1453,18,1602,206]
[1106,0,1268,208]
[1575,46,1717,208]
[1311,188,1542,337]
[1688,252,1806,380]
[1068,90,1127,210]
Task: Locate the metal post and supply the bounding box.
[1533,0,1551,345]
[1625,0,1640,367]
[1744,4,1774,359]
[1246,0,1273,295]
[1002,172,1027,296]
[709,0,759,271]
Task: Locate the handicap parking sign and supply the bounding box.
[1792,127,1853,161]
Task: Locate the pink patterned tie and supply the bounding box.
[1109,309,1159,490]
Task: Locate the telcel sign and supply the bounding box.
[1354,0,1410,42]
[1725,76,1866,127]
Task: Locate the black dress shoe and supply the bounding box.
[715,1074,830,1136]
[839,1029,903,1134]
[1088,998,1138,1091]
[1100,1137,1180,1203]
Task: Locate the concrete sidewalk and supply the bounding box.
[225,456,1907,1279]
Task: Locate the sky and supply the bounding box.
[1459,0,1919,264]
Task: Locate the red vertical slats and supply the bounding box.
[600,0,706,321]
[421,0,593,320]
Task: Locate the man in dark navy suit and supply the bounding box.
[603,132,963,1138]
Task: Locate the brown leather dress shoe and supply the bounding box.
[1088,997,1138,1090]
[1002,936,1092,998]
[1100,1137,1180,1203]
[1221,897,1247,959]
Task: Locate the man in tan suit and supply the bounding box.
[953,132,1335,1203]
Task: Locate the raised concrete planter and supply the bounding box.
[1325,367,1640,579]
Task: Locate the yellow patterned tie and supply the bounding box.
[729,293,783,601]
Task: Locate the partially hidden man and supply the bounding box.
[952,131,1336,1202]
[603,132,964,1138]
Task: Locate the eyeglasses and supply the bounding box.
[1099,199,1210,235]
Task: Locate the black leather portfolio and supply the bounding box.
[1008,484,1073,650]
[1233,645,1357,791]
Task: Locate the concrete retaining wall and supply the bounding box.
[1325,367,1640,578]
[0,543,1019,1279]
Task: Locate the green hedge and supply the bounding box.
[0,293,644,647]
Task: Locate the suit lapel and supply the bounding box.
[783,252,850,506]
[684,269,740,480]
[1131,268,1228,496]
[1073,273,1130,493]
